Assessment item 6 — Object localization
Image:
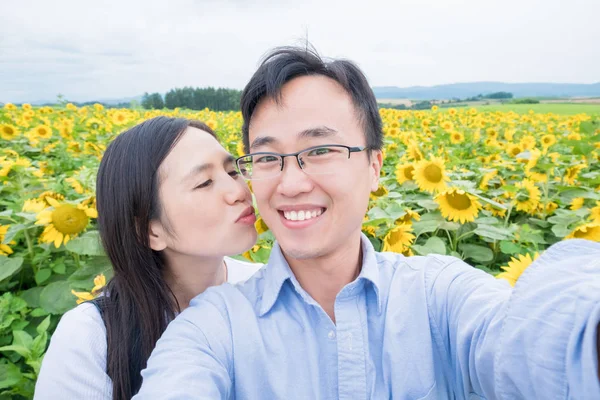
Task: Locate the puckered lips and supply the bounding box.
[236,205,257,225]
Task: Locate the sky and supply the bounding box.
[1,0,599,103]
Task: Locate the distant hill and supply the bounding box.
[29,95,144,106]
[373,82,600,100]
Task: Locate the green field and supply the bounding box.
[474,103,600,115]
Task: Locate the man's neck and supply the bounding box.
[285,233,363,324]
[163,252,227,311]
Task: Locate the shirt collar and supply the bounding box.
[259,233,383,317]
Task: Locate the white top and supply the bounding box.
[34,257,263,400]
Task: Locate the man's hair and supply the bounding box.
[240,45,383,152]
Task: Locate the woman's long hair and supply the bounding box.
[96,116,216,399]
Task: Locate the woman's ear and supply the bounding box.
[148,220,167,251]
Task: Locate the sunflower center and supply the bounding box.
[404,166,415,180]
[51,205,89,234]
[423,164,442,183]
[3,126,15,135]
[445,192,472,210]
[511,147,520,156]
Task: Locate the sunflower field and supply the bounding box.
[1,102,600,397]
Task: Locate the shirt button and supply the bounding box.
[328,330,336,340]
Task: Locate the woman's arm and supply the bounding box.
[34,303,112,400]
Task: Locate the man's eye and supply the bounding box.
[228,170,239,178]
[195,179,212,189]
[256,155,279,163]
[307,147,333,156]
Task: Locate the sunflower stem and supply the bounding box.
[73,253,81,269]
[23,228,34,261]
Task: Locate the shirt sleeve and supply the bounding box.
[34,303,112,400]
[133,292,233,399]
[426,239,600,399]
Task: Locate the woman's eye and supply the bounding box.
[195,179,212,189]
[228,170,239,178]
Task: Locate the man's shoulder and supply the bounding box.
[375,250,461,273]
[188,265,268,317]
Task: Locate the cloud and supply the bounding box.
[1,0,599,103]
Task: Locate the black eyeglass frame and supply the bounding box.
[235,144,367,180]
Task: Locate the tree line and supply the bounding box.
[142,87,242,111]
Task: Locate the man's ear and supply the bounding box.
[148,220,167,251]
[369,150,384,192]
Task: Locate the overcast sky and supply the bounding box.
[1,0,599,103]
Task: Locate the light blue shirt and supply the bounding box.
[135,236,600,399]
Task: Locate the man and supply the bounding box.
[135,46,600,399]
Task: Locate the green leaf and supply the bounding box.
[474,217,500,225]
[499,241,523,255]
[1,224,26,244]
[39,281,76,315]
[19,287,43,308]
[0,361,22,389]
[12,331,33,349]
[459,243,494,262]
[412,220,440,236]
[36,316,51,335]
[65,231,105,256]
[0,345,31,359]
[250,247,271,264]
[30,332,48,361]
[68,257,112,289]
[474,224,513,241]
[51,261,66,275]
[412,237,447,256]
[30,308,49,318]
[0,257,24,283]
[35,269,52,285]
[474,264,500,277]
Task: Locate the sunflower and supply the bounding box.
[496,252,540,287]
[0,225,14,256]
[72,273,106,304]
[206,119,218,131]
[382,224,415,254]
[406,142,423,161]
[563,164,585,185]
[395,162,415,184]
[236,141,245,157]
[370,184,389,200]
[413,156,449,193]
[435,188,482,223]
[570,197,585,211]
[38,191,65,204]
[4,103,17,110]
[1,124,18,140]
[567,132,581,141]
[33,125,52,139]
[441,121,454,131]
[111,111,129,126]
[35,197,97,248]
[506,144,523,158]
[479,169,498,189]
[394,209,421,225]
[255,217,269,234]
[514,179,541,214]
[565,222,600,242]
[449,131,464,144]
[520,135,536,150]
[22,199,47,213]
[589,202,600,223]
[541,134,556,148]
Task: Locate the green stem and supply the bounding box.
[23,228,37,275]
[73,253,81,269]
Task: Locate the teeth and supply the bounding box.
[283,209,323,221]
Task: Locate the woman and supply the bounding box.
[34,117,261,399]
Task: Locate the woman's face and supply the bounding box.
[149,126,257,259]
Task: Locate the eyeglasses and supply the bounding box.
[235,144,367,181]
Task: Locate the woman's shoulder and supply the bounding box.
[225,256,264,284]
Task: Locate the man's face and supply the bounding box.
[248,75,382,260]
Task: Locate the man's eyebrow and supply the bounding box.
[298,126,338,140]
[250,136,277,150]
[223,154,235,165]
[249,126,338,150]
